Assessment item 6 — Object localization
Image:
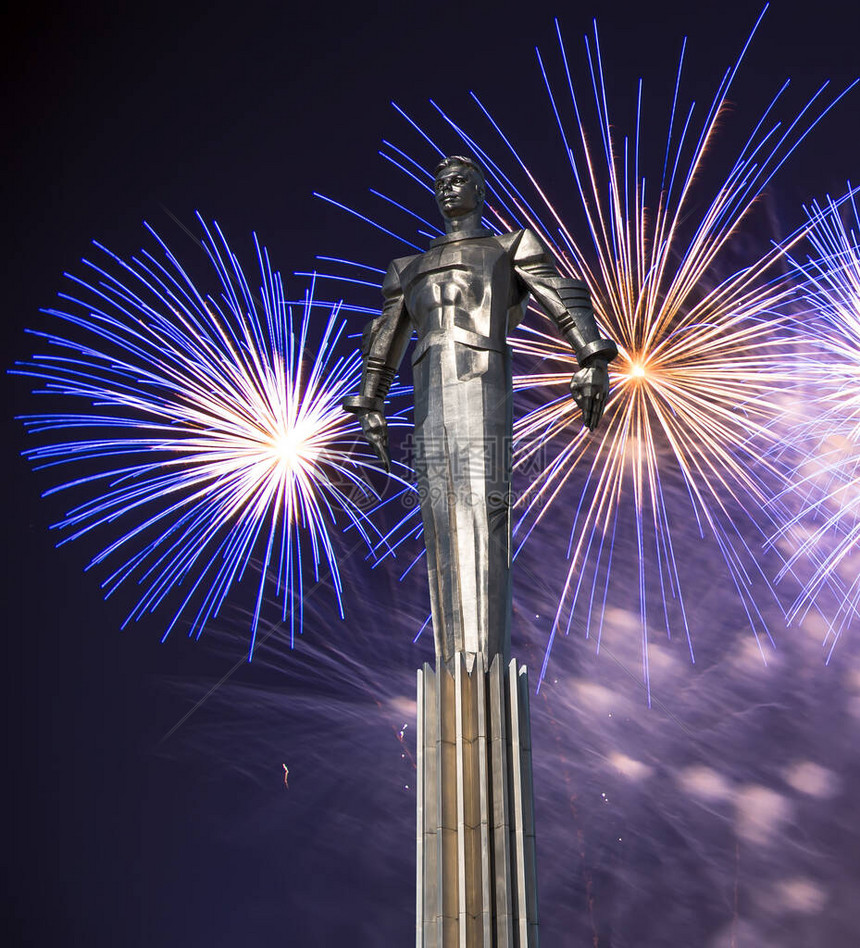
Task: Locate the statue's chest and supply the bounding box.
[402,242,511,324]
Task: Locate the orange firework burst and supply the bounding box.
[314,10,855,696]
[466,16,855,692]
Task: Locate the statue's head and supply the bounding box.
[433,155,485,221]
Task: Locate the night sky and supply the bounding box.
[5,1,860,945]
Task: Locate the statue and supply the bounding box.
[344,156,617,669]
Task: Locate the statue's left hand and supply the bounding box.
[569,359,610,431]
[358,409,391,472]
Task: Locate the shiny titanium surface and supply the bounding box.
[345,156,616,668]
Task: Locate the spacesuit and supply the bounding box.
[345,161,616,669]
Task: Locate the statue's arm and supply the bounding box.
[512,230,617,430]
[511,229,617,366]
[343,259,413,469]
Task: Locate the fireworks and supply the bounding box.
[15,216,392,654]
[771,188,860,654]
[315,10,856,695]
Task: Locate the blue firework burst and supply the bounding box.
[15,215,398,654]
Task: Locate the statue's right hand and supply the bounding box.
[569,359,610,431]
[359,410,390,472]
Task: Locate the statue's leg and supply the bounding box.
[449,345,513,663]
[478,348,513,663]
[415,343,513,667]
[414,344,462,665]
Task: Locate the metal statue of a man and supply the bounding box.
[344,156,617,669]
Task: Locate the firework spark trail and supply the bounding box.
[14,215,404,655]
[428,15,856,697]
[312,8,856,697]
[769,187,860,655]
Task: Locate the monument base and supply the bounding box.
[416,653,539,947]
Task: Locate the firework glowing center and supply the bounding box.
[179,379,324,508]
[273,424,311,469]
[627,360,649,382]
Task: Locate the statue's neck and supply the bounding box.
[443,207,485,236]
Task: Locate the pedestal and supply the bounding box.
[416,653,539,947]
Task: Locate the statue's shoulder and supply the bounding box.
[386,253,420,275]
[382,254,420,295]
[495,228,551,264]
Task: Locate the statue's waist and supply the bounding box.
[411,326,509,365]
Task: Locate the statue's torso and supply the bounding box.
[396,236,517,666]
[399,235,525,344]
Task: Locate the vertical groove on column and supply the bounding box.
[422,663,441,947]
[489,654,514,946]
[438,664,458,945]
[417,667,425,948]
[454,654,483,946]
[454,655,467,947]
[517,665,540,946]
[507,658,526,944]
[475,658,493,945]
[507,659,540,946]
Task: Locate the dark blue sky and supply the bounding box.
[4,1,860,945]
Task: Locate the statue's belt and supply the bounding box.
[412,327,507,365]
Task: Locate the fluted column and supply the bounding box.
[416,653,539,947]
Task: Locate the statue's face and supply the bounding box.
[434,165,483,220]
